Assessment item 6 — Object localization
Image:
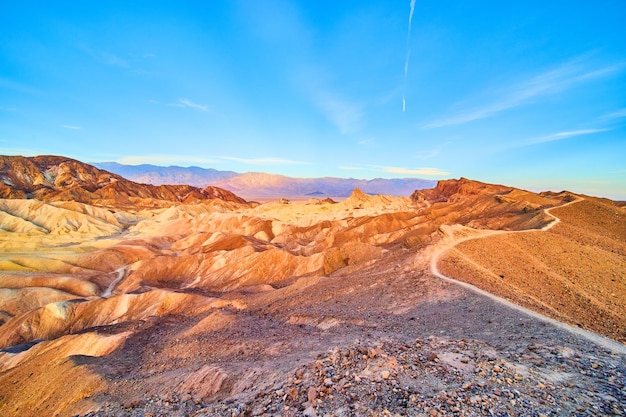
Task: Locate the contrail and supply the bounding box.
[403,0,416,112]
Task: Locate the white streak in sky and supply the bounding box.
[423,58,623,128]
[385,166,449,176]
[528,128,609,144]
[62,125,82,130]
[217,156,306,165]
[403,0,416,112]
[172,98,210,112]
[118,155,220,166]
[599,108,626,121]
[313,91,363,134]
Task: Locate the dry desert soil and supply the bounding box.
[0,159,624,417]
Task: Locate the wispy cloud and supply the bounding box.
[0,77,41,95]
[339,165,449,176]
[313,91,363,134]
[384,166,450,176]
[1,107,16,111]
[171,98,210,112]
[101,52,129,68]
[62,125,82,130]
[217,156,306,165]
[118,154,305,168]
[528,128,609,144]
[415,141,451,160]
[339,166,365,171]
[81,45,129,68]
[599,108,626,121]
[423,57,624,129]
[117,155,220,166]
[0,147,44,156]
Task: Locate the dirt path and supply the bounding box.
[101,266,127,298]
[429,198,626,354]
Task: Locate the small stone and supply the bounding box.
[381,370,391,380]
[287,387,299,399]
[368,348,382,359]
[303,406,317,417]
[307,387,318,403]
[469,395,481,405]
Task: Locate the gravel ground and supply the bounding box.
[84,335,625,417]
[79,245,626,417]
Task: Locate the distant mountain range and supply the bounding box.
[94,162,437,199]
[94,162,239,187]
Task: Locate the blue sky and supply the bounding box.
[1,1,625,199]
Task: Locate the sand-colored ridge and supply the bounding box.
[0,331,131,417]
[0,289,243,349]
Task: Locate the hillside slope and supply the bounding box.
[0,155,247,208]
[437,195,626,342]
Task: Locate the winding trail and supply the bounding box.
[428,197,626,354]
[101,266,127,298]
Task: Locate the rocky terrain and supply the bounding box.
[0,156,624,416]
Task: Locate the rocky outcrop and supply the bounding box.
[410,177,511,203]
[411,178,565,230]
[0,155,247,207]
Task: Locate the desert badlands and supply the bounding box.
[0,155,624,416]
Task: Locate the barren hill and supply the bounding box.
[0,155,247,208]
[437,195,626,342]
[0,168,624,416]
